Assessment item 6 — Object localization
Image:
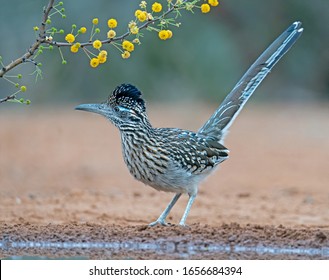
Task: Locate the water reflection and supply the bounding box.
[1,239,329,258]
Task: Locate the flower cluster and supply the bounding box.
[158,30,173,40]
[1,0,221,105]
[59,0,220,68]
[201,0,219,13]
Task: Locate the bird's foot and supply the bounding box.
[148,219,171,227]
[178,222,190,228]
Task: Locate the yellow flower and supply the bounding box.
[127,44,134,52]
[99,50,108,58]
[137,11,147,22]
[122,40,130,50]
[79,27,87,33]
[133,38,141,44]
[107,30,116,39]
[152,2,162,12]
[201,3,211,13]
[135,10,142,17]
[166,30,173,39]
[70,45,79,53]
[128,21,137,29]
[107,18,118,29]
[65,33,75,43]
[121,51,131,59]
[130,26,139,35]
[93,39,102,49]
[208,0,219,7]
[92,18,99,25]
[122,40,134,52]
[90,58,100,68]
[158,30,169,40]
[99,57,107,64]
[20,86,27,92]
[98,55,107,64]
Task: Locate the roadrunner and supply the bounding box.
[76,22,303,226]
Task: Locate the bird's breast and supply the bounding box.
[120,132,169,183]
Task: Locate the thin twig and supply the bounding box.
[0,0,54,104]
[0,0,54,78]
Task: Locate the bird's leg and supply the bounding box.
[149,193,182,226]
[179,193,197,226]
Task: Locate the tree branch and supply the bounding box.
[0,0,54,79]
[45,0,186,48]
[0,0,189,104]
[0,0,54,104]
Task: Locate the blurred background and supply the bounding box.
[0,0,328,106]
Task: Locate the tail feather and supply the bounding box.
[198,21,303,143]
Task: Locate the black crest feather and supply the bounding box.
[108,84,145,111]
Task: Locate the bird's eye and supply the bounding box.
[114,106,120,113]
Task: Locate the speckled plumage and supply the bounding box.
[120,126,229,194]
[76,22,303,226]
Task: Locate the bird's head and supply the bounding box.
[75,84,150,130]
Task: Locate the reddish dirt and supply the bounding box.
[1,103,329,259]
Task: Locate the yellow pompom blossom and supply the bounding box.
[107,18,118,29]
[90,57,100,68]
[79,27,87,34]
[92,18,99,25]
[130,26,139,35]
[135,9,142,17]
[128,21,137,29]
[137,11,147,22]
[127,43,134,52]
[99,50,107,58]
[93,39,102,49]
[121,51,131,59]
[208,0,219,7]
[107,30,116,39]
[122,40,135,52]
[98,53,107,64]
[65,33,75,43]
[98,56,107,64]
[152,2,162,13]
[70,44,79,53]
[201,3,211,13]
[158,30,172,40]
[122,40,130,50]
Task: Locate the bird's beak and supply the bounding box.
[75,103,111,117]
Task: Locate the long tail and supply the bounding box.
[198,21,303,143]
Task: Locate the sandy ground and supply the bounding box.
[1,103,329,259]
